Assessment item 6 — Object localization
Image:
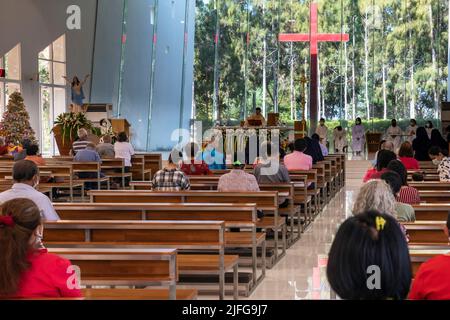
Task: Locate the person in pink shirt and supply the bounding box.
[217,161,260,192]
[283,139,313,171]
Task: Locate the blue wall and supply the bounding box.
[91,0,195,151]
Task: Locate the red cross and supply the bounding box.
[279,3,349,127]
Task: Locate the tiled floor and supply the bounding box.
[248,159,366,300]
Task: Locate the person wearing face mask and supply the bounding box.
[406,119,417,143]
[315,118,328,147]
[0,198,81,298]
[425,121,434,139]
[428,146,450,182]
[386,119,403,152]
[351,117,365,156]
[0,160,59,221]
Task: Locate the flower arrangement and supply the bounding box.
[52,112,96,145]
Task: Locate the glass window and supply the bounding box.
[0,44,21,113]
[53,62,66,85]
[38,34,67,155]
[38,59,52,84]
[5,44,21,80]
[53,35,66,62]
[193,0,449,129]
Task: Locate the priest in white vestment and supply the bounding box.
[315,118,328,146]
[386,119,403,151]
[406,119,417,143]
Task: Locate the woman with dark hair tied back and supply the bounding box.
[412,127,432,161]
[362,149,397,182]
[327,210,412,300]
[0,198,81,298]
[387,159,420,205]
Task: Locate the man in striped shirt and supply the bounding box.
[71,128,90,155]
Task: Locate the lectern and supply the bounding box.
[111,119,131,137]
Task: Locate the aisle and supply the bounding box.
[248,159,366,300]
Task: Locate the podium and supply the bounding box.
[111,119,131,137]
[366,132,382,153]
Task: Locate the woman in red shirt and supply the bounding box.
[180,142,211,175]
[409,214,450,300]
[398,141,420,170]
[0,198,82,299]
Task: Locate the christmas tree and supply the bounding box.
[0,91,36,144]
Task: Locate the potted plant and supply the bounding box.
[52,112,98,155]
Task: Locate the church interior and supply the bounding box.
[1,0,450,305]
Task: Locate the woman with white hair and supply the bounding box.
[352,180,397,217]
[71,128,90,155]
[352,179,409,239]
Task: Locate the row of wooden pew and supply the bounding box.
[38,154,346,300]
[400,173,450,280]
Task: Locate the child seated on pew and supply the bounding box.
[327,210,412,300]
[0,198,81,298]
[409,213,450,300]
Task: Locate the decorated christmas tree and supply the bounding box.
[0,91,36,144]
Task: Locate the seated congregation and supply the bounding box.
[0,124,449,300]
[0,132,348,300]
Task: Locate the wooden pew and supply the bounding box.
[259,183,302,244]
[134,153,162,179]
[47,247,178,300]
[410,182,450,192]
[81,288,197,300]
[72,162,110,190]
[6,288,198,300]
[88,190,286,263]
[419,191,450,203]
[412,204,450,221]
[403,221,448,245]
[131,155,152,181]
[39,164,79,201]
[289,170,319,218]
[410,248,450,277]
[313,164,327,209]
[324,156,338,195]
[101,158,132,187]
[51,203,266,294]
[45,220,238,299]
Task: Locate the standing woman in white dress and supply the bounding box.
[351,118,365,156]
[386,119,403,152]
[406,119,418,143]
